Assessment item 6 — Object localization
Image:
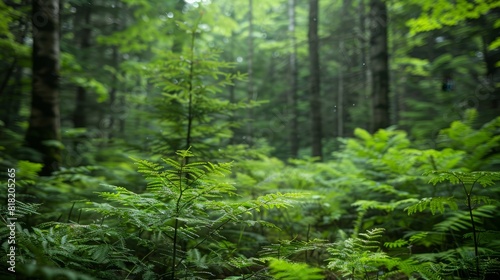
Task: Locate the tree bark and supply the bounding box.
[25,0,61,176]
[308,0,323,159]
[369,0,390,132]
[72,1,92,129]
[288,0,299,158]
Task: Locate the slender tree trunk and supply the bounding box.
[288,0,299,158]
[247,0,254,143]
[72,1,91,129]
[308,0,323,159]
[119,95,126,134]
[25,0,61,176]
[108,45,118,140]
[390,18,399,125]
[369,0,390,132]
[108,0,120,139]
[358,0,371,130]
[338,40,344,138]
[228,27,237,145]
[337,0,349,138]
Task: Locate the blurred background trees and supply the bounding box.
[1,0,499,162]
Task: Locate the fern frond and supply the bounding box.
[405,197,458,215]
[327,228,388,277]
[425,171,500,189]
[384,239,408,248]
[268,258,324,280]
[433,205,496,232]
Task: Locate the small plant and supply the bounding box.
[405,170,500,279]
[327,228,440,279]
[87,149,305,278]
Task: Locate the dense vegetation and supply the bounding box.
[1,0,500,279]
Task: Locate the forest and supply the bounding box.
[1,0,500,279]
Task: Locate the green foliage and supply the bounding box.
[406,0,500,33]
[1,1,499,278]
[268,258,323,280]
[327,228,440,279]
[327,228,387,277]
[405,197,459,215]
[437,111,500,170]
[426,170,500,190]
[86,149,305,278]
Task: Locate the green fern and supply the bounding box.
[268,258,324,280]
[406,170,500,278]
[86,149,306,278]
[260,238,330,260]
[328,228,442,279]
[327,228,388,278]
[438,110,500,170]
[433,205,496,232]
[405,197,459,215]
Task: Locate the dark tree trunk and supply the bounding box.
[369,0,390,132]
[288,0,299,158]
[72,1,92,129]
[358,0,371,131]
[108,0,121,140]
[70,0,91,157]
[308,0,323,159]
[25,0,61,176]
[108,45,118,140]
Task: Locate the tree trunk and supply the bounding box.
[108,0,120,140]
[228,24,237,145]
[338,39,344,138]
[336,0,350,139]
[108,45,119,140]
[247,0,254,143]
[358,0,371,131]
[25,0,61,176]
[72,1,91,129]
[308,0,323,159]
[390,18,399,125]
[369,0,390,132]
[288,0,299,158]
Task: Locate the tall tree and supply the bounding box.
[308,0,323,159]
[369,0,390,131]
[357,0,371,131]
[25,0,61,175]
[72,1,92,129]
[247,0,254,142]
[337,0,349,138]
[288,0,299,158]
[108,0,120,140]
